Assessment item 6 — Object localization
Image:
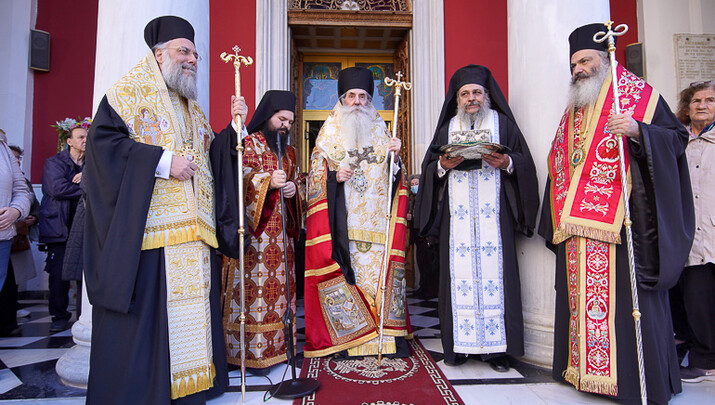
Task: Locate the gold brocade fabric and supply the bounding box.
[222,133,303,369]
[104,52,217,399]
[312,103,403,356]
[315,103,392,245]
[105,51,218,251]
[164,242,214,399]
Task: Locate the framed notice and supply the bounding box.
[674,34,715,93]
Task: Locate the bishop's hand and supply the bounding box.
[439,154,464,170]
[170,155,198,181]
[231,95,248,125]
[482,152,509,170]
[270,169,287,190]
[608,112,640,140]
[283,181,296,198]
[336,167,354,183]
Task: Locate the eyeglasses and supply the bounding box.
[170,46,202,62]
[689,80,713,87]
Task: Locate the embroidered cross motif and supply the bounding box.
[485,319,499,336]
[480,203,496,219]
[481,242,497,257]
[460,318,475,336]
[457,280,472,296]
[454,171,468,183]
[456,243,470,258]
[484,280,499,297]
[455,205,468,220]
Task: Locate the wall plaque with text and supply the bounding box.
[674,34,714,93]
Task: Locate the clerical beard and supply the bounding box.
[161,54,198,100]
[456,94,491,129]
[568,57,609,109]
[262,124,290,157]
[338,100,377,151]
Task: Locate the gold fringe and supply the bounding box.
[563,368,579,388]
[347,228,386,244]
[197,221,218,248]
[178,377,187,398]
[186,375,197,395]
[580,378,619,396]
[562,223,621,244]
[200,372,209,390]
[171,379,179,399]
[141,222,218,251]
[347,339,396,356]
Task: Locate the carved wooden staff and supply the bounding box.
[376,71,411,367]
[594,22,647,405]
[220,45,252,403]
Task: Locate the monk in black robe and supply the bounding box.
[414,65,539,371]
[83,16,247,405]
[538,23,694,405]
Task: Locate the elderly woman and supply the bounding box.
[0,130,32,336]
[673,80,715,383]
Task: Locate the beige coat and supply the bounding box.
[0,141,31,241]
[685,127,715,266]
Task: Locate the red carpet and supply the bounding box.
[294,339,464,405]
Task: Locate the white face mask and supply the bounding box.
[410,185,418,194]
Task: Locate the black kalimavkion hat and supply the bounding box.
[568,22,613,57]
[337,67,374,97]
[144,16,195,48]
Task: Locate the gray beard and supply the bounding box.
[456,95,491,129]
[338,102,377,152]
[161,56,198,100]
[568,60,609,109]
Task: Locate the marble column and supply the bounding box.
[411,0,445,174]
[255,0,290,99]
[55,1,211,388]
[55,281,92,388]
[506,0,610,367]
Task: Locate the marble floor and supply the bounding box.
[0,293,713,404]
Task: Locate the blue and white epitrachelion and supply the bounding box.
[447,109,507,354]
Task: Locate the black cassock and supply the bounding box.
[415,110,540,363]
[538,97,695,405]
[83,97,242,405]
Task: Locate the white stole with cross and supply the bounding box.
[448,109,507,354]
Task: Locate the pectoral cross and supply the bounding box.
[348,146,378,168]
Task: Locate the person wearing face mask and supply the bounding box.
[406,174,437,300]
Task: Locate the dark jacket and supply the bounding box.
[39,149,82,243]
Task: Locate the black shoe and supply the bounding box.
[488,356,510,372]
[50,319,69,332]
[680,366,715,383]
[444,354,468,366]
